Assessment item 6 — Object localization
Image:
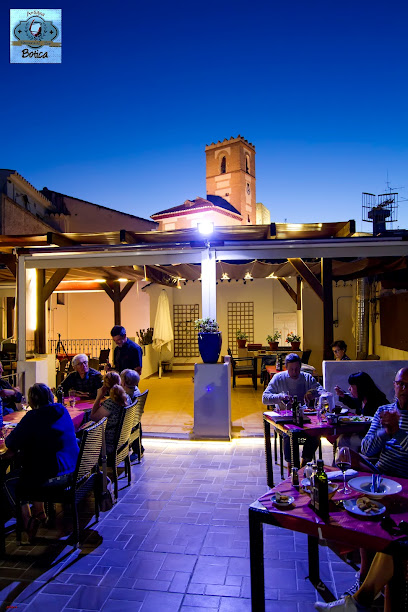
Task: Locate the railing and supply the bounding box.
[48,338,112,358]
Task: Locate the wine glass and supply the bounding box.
[336,446,352,494]
[282,395,291,413]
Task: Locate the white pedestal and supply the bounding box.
[193,362,231,440]
[17,354,55,394]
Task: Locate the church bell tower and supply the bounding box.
[205,135,256,225]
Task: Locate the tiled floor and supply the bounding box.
[140,371,264,438]
[0,439,357,612]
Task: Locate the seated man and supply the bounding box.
[262,353,324,472]
[315,367,408,611]
[0,360,23,414]
[61,353,102,399]
[110,325,142,375]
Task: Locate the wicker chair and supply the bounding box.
[128,390,149,463]
[107,400,139,500]
[16,417,107,548]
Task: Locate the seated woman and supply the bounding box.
[120,369,141,402]
[102,370,121,395]
[3,383,79,540]
[331,340,351,361]
[334,371,389,452]
[90,383,129,454]
[120,369,143,459]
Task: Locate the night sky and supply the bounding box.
[2,0,408,231]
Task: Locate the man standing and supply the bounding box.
[262,353,323,472]
[0,361,23,414]
[61,354,103,399]
[110,326,142,375]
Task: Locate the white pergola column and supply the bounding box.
[201,247,217,320]
[17,254,26,362]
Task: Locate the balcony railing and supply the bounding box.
[48,338,112,358]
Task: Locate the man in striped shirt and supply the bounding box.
[360,367,408,478]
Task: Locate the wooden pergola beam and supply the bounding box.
[296,276,302,311]
[334,220,356,238]
[47,232,78,247]
[42,268,69,301]
[120,281,135,301]
[277,277,297,304]
[0,254,16,278]
[322,258,334,360]
[288,258,323,301]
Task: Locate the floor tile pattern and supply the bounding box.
[0,438,357,611]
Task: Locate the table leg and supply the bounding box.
[249,508,265,612]
[279,433,284,480]
[307,535,336,601]
[274,429,278,464]
[290,433,300,468]
[263,418,274,488]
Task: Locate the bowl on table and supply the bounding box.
[271,492,295,507]
[302,481,338,500]
[348,476,402,500]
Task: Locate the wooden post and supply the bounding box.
[113,283,121,325]
[321,258,334,361]
[296,276,302,311]
[6,297,15,338]
[35,269,46,354]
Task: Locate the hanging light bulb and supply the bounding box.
[244,271,253,280]
[142,265,149,282]
[221,272,230,280]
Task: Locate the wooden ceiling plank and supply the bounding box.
[0,254,16,278]
[288,257,323,301]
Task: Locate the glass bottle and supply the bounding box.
[292,395,299,425]
[313,459,329,520]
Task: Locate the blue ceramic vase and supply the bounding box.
[198,332,222,364]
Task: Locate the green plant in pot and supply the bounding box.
[194,318,222,363]
[266,331,281,350]
[236,329,248,348]
[286,332,301,350]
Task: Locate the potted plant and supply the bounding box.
[266,331,281,350]
[194,318,222,363]
[286,332,301,351]
[236,329,248,348]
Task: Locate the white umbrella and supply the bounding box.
[152,290,173,378]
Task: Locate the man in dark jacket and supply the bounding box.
[110,325,142,375]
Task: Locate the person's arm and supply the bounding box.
[360,408,388,457]
[4,411,32,452]
[262,375,288,406]
[304,374,324,402]
[90,386,109,421]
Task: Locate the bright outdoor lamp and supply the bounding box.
[197,221,214,236]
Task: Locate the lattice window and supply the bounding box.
[228,302,254,354]
[173,304,200,357]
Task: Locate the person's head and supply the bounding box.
[331,340,347,361]
[285,353,302,379]
[109,384,128,407]
[104,370,120,390]
[111,325,127,348]
[394,367,408,409]
[347,371,386,402]
[28,383,54,409]
[120,368,140,390]
[72,354,89,378]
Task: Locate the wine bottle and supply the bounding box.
[292,395,298,425]
[56,386,64,405]
[298,404,304,428]
[313,459,329,520]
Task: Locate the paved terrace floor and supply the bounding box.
[140,370,264,438]
[0,437,360,612]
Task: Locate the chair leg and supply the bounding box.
[126,456,131,487]
[113,465,118,501]
[279,434,284,480]
[72,502,79,549]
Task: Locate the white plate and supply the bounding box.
[343,498,386,518]
[327,469,358,481]
[348,476,402,499]
[271,494,294,507]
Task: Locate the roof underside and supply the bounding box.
[0,221,406,287]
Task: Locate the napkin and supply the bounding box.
[327,469,358,481]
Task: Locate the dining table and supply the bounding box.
[263,410,372,488]
[249,469,408,611]
[0,398,94,555]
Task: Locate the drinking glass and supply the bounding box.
[336,446,352,494]
[282,396,291,413]
[69,390,76,408]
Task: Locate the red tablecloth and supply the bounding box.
[2,399,93,436]
[259,469,408,552]
[264,410,370,438]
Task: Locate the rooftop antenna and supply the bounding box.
[362,176,399,235]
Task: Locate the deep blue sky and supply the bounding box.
[2,0,408,231]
